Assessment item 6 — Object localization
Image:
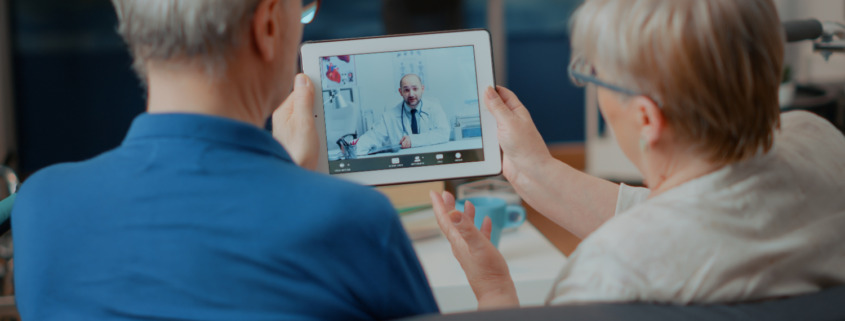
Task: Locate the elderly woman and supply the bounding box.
[432,0,845,309]
[12,0,437,319]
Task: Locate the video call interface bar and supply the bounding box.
[329,148,484,174]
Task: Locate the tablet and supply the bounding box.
[300,29,500,186]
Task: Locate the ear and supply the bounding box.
[633,97,665,147]
[252,0,280,62]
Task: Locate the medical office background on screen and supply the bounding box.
[319,45,485,174]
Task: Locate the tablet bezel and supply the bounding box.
[300,29,500,186]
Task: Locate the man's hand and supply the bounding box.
[273,74,319,171]
[484,86,553,183]
[400,135,412,149]
[429,190,519,310]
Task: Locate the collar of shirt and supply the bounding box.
[403,100,425,116]
[122,112,293,163]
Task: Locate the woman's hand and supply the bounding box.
[483,86,620,239]
[484,86,554,184]
[273,74,319,170]
[429,190,519,310]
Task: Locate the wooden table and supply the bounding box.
[411,219,567,313]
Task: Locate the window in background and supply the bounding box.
[465,0,585,143]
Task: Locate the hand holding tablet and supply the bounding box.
[300,29,501,186]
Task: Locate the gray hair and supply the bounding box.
[569,0,783,165]
[111,0,264,78]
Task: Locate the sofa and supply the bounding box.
[401,286,845,321]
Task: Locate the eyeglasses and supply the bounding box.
[568,58,663,107]
[301,0,321,24]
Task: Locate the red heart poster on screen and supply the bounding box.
[326,63,341,83]
[321,56,357,89]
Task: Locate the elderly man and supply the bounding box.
[12,1,437,320]
[356,73,450,155]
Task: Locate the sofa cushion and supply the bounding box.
[401,286,845,321]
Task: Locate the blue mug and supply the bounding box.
[455,197,526,247]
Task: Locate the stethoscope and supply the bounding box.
[400,100,426,136]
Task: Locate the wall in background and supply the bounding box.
[776,0,845,83]
[15,1,840,176]
[11,0,145,176]
[467,0,586,143]
[0,1,14,167]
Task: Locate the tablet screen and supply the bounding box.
[319,45,485,174]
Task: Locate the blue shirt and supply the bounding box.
[13,113,439,320]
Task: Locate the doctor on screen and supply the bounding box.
[355,73,451,155]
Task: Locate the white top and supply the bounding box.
[547,111,845,304]
[355,99,451,155]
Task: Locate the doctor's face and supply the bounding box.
[399,77,425,108]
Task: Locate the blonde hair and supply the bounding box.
[111,0,264,78]
[570,0,784,165]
